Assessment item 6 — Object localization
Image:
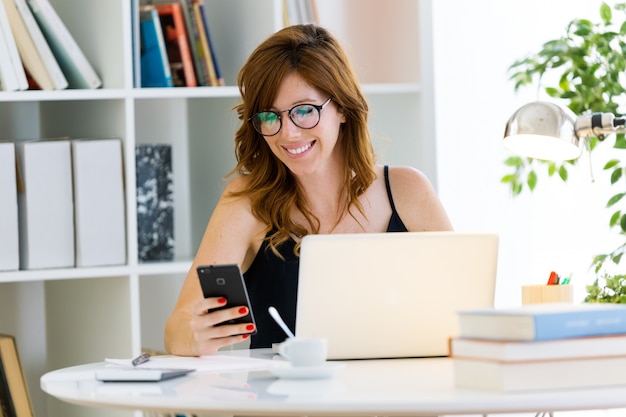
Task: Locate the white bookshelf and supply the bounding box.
[0,0,434,416]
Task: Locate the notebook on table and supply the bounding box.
[295,231,499,360]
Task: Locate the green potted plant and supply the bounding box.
[502,1,626,301]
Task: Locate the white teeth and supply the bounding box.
[286,143,312,155]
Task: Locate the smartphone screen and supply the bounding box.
[197,264,257,333]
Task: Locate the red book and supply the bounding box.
[154,2,197,87]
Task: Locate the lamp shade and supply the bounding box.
[503,101,582,160]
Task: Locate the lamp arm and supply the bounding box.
[575,113,626,140]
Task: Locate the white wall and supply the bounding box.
[431,0,623,306]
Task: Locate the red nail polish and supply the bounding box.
[242,334,250,339]
[238,307,248,314]
[217,297,227,304]
[246,324,255,331]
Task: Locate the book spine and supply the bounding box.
[13,0,67,89]
[192,2,217,86]
[198,4,223,86]
[179,0,209,86]
[156,2,196,87]
[139,7,173,88]
[26,0,102,89]
[0,0,27,90]
[0,21,20,90]
[534,310,626,340]
[2,0,53,89]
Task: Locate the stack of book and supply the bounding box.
[138,0,225,88]
[0,0,101,91]
[451,302,626,392]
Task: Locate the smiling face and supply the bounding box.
[262,72,345,177]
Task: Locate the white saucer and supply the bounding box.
[269,363,345,380]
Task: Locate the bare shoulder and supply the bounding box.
[196,174,265,269]
[385,165,453,231]
[385,165,433,188]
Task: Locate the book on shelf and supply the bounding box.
[0,334,34,417]
[196,2,223,86]
[16,138,75,269]
[71,138,126,267]
[0,0,28,91]
[148,0,210,86]
[0,141,19,272]
[25,0,102,89]
[453,354,626,392]
[136,144,174,262]
[3,0,67,90]
[177,0,209,86]
[139,5,173,88]
[191,1,219,86]
[154,2,196,87]
[450,334,626,362]
[457,302,626,341]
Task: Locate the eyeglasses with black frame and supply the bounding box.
[249,97,333,137]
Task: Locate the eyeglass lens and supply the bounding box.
[251,99,330,136]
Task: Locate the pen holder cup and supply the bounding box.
[522,284,573,305]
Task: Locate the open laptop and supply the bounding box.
[295,231,499,360]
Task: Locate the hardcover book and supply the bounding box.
[0,0,27,91]
[136,144,174,262]
[450,334,626,362]
[178,0,209,86]
[139,5,173,88]
[454,355,626,392]
[197,3,223,85]
[155,2,196,87]
[457,303,626,341]
[26,0,102,89]
[191,1,217,86]
[3,0,67,90]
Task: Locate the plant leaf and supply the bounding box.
[527,170,538,190]
[604,159,621,169]
[607,193,626,207]
[611,167,623,184]
[601,2,612,25]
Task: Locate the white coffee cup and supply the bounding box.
[278,338,327,367]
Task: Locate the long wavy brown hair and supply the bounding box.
[230,24,376,257]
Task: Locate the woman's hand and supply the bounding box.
[188,297,256,356]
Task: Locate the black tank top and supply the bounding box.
[244,166,408,348]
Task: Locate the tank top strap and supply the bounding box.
[384,165,398,213]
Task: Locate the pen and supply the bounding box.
[132,352,151,366]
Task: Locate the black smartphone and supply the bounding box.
[197,264,257,334]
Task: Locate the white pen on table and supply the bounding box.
[131,352,151,366]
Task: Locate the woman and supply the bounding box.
[164,24,452,356]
